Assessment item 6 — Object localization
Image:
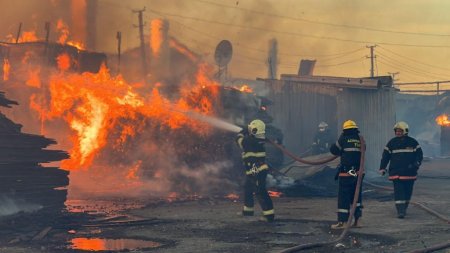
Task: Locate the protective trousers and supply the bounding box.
[393,180,415,216]
[337,177,362,223]
[243,170,274,221]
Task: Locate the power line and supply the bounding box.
[193,0,450,38]
[147,8,450,49]
[378,45,450,72]
[315,57,366,68]
[377,53,450,79]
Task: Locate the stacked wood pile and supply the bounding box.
[0,91,69,217]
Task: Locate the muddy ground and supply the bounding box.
[0,158,449,253]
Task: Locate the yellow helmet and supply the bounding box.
[343,120,358,130]
[394,121,409,134]
[248,119,266,138]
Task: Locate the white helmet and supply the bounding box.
[394,121,409,134]
[318,121,328,130]
[248,119,266,138]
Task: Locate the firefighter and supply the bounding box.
[379,121,423,219]
[236,119,275,222]
[329,120,364,229]
[312,121,334,155]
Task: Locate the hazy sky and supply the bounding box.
[2,0,450,87]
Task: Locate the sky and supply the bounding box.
[1,0,450,91]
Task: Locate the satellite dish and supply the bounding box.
[214,40,233,67]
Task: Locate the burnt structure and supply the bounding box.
[0,91,69,217]
[0,41,106,74]
[263,75,396,173]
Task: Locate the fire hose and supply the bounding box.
[363,181,450,253]
[267,138,450,253]
[266,139,338,165]
[268,136,366,253]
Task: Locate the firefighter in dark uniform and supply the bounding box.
[236,119,275,222]
[312,121,334,155]
[379,121,423,219]
[329,120,364,229]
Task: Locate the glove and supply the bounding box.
[239,127,249,135]
[379,169,386,176]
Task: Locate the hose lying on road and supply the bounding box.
[276,135,366,253]
[268,138,450,253]
[408,240,450,253]
[364,181,450,224]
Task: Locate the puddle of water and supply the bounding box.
[69,237,161,251]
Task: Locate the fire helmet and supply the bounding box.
[318,121,328,128]
[343,120,358,130]
[248,119,266,137]
[394,121,409,134]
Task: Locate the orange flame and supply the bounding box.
[3,59,10,81]
[57,19,69,44]
[25,58,219,170]
[26,67,41,88]
[225,193,239,200]
[232,84,253,93]
[436,114,450,126]
[56,19,85,50]
[150,19,167,56]
[6,30,39,43]
[268,190,282,198]
[57,53,71,71]
[70,0,87,47]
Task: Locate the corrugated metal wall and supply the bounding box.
[336,88,396,172]
[265,79,395,173]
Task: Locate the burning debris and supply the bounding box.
[436,114,450,156]
[0,19,283,202]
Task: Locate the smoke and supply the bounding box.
[0,195,42,217]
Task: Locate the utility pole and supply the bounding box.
[116,31,122,73]
[15,22,22,43]
[44,22,50,54]
[132,7,148,81]
[366,45,377,78]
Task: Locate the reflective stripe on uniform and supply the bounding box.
[395,200,407,204]
[337,209,349,213]
[389,175,417,180]
[245,164,269,175]
[244,206,254,211]
[343,148,361,152]
[263,209,275,215]
[392,149,415,153]
[242,151,266,158]
[384,147,391,153]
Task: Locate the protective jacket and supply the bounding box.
[329,128,363,223]
[380,135,423,180]
[330,129,362,175]
[236,133,269,175]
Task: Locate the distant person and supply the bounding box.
[236,119,275,222]
[312,122,334,155]
[379,121,423,219]
[329,120,364,229]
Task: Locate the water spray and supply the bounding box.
[170,108,242,133]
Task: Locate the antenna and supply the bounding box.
[214,40,233,82]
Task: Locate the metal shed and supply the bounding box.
[263,74,396,173]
